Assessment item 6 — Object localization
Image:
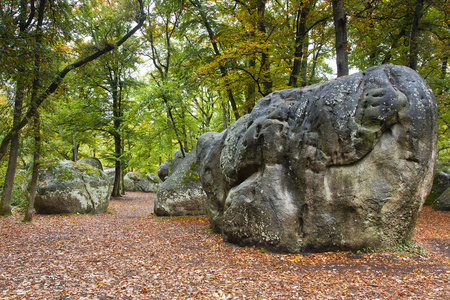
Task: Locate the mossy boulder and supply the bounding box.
[22,159,111,214]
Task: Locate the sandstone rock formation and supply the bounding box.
[433,187,450,211]
[158,150,185,182]
[155,151,207,216]
[197,64,438,253]
[23,160,111,214]
[426,171,450,205]
[124,172,160,193]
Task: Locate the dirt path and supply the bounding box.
[0,192,448,299]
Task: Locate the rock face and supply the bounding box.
[104,168,115,182]
[433,187,450,211]
[197,64,438,253]
[158,150,186,182]
[426,171,450,205]
[157,161,169,182]
[23,160,111,214]
[155,151,207,216]
[78,157,103,171]
[124,172,160,193]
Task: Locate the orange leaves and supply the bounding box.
[0,192,448,298]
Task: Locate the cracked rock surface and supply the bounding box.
[197,64,438,253]
[23,160,111,214]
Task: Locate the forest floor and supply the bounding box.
[0,192,449,299]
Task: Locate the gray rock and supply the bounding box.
[78,157,103,171]
[158,150,187,182]
[158,161,169,182]
[124,176,135,191]
[197,64,438,253]
[104,168,115,182]
[124,172,160,193]
[22,160,111,214]
[426,171,450,205]
[433,187,450,211]
[155,151,207,216]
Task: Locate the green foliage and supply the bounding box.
[183,162,200,184]
[387,241,426,257]
[6,169,27,211]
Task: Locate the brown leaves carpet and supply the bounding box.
[0,192,448,299]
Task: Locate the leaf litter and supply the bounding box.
[0,192,448,299]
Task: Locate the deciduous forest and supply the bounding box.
[1,0,449,210]
[0,1,449,298]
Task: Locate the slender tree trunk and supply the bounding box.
[23,0,46,220]
[289,2,311,88]
[24,113,40,222]
[300,36,309,87]
[1,79,25,216]
[257,0,272,95]
[309,42,323,85]
[71,134,79,161]
[409,0,424,70]
[246,57,257,113]
[222,96,228,130]
[192,0,240,120]
[111,75,122,197]
[332,0,349,77]
[439,54,449,94]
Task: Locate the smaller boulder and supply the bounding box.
[124,172,160,193]
[22,159,110,214]
[158,161,169,182]
[78,157,103,171]
[433,187,450,211]
[425,171,450,205]
[155,151,207,216]
[103,168,115,182]
[157,150,186,182]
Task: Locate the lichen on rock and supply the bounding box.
[197,64,438,253]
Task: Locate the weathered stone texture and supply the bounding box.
[23,160,111,214]
[155,151,207,216]
[197,64,438,253]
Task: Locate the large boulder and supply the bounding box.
[155,151,207,216]
[197,64,438,253]
[432,187,450,211]
[22,160,111,214]
[78,157,103,171]
[425,171,450,205]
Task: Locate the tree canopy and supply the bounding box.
[1,0,449,211]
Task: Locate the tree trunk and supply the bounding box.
[111,132,122,197]
[222,99,228,130]
[71,134,79,161]
[111,74,122,197]
[409,0,424,70]
[257,0,272,95]
[194,0,240,120]
[289,2,311,88]
[24,113,40,222]
[0,82,24,216]
[246,57,257,113]
[332,0,349,77]
[300,35,309,87]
